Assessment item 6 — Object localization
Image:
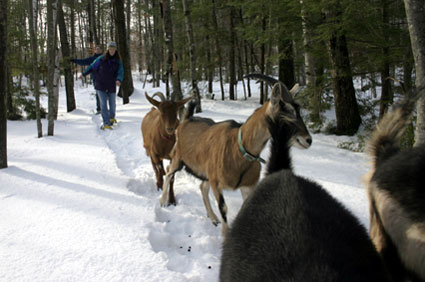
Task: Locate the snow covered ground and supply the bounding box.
[1,78,370,282]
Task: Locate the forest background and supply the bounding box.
[1,0,425,169]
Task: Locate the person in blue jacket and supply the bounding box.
[80,42,124,130]
[71,45,103,113]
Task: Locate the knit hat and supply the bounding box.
[108,41,117,48]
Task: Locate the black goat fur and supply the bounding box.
[220,110,390,282]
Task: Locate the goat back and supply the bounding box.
[220,170,390,282]
[175,117,261,188]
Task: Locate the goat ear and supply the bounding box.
[145,92,160,108]
[176,96,192,108]
[270,83,281,106]
[270,83,293,105]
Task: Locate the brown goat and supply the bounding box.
[160,76,312,235]
[141,92,191,204]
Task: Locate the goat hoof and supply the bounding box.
[212,220,221,226]
[168,200,177,206]
[157,186,162,191]
[159,198,168,207]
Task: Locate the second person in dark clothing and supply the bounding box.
[80,42,124,130]
[71,45,103,113]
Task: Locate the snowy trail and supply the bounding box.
[1,79,372,282]
[89,87,226,282]
[93,82,371,281]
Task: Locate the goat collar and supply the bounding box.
[159,130,175,142]
[238,127,266,164]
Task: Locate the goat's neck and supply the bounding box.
[239,104,271,157]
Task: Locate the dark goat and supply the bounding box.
[220,90,390,281]
[141,92,190,204]
[160,77,312,236]
[365,93,425,282]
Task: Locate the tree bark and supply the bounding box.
[88,0,99,46]
[211,0,225,100]
[378,0,392,121]
[0,0,7,168]
[229,6,237,100]
[112,0,134,104]
[301,0,321,123]
[404,0,425,146]
[182,0,201,111]
[161,0,182,101]
[260,15,266,104]
[126,0,131,47]
[327,33,361,135]
[47,0,59,136]
[28,0,43,138]
[278,39,295,88]
[57,0,76,112]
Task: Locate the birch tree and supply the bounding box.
[182,0,201,111]
[404,0,425,146]
[28,0,43,137]
[161,0,182,100]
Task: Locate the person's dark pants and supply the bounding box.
[96,95,101,113]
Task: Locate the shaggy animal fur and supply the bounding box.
[220,106,390,282]
[365,94,425,282]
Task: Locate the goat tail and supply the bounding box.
[244,73,278,86]
[183,100,197,121]
[367,93,419,167]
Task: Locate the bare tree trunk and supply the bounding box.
[137,0,144,78]
[278,39,295,88]
[47,0,59,136]
[378,0,392,120]
[301,0,321,123]
[0,0,7,168]
[161,0,182,101]
[69,0,76,79]
[260,15,266,104]
[28,0,43,138]
[126,0,131,47]
[239,8,251,98]
[212,0,225,100]
[327,32,361,135]
[404,0,425,146]
[113,0,134,104]
[88,0,98,47]
[182,0,201,111]
[152,0,161,87]
[228,6,237,100]
[58,0,76,112]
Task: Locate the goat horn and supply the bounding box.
[151,91,166,102]
[244,73,278,86]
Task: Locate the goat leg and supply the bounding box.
[150,157,163,191]
[168,174,176,206]
[200,181,220,226]
[210,182,228,237]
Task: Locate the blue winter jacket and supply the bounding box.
[82,55,124,93]
[72,53,102,82]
